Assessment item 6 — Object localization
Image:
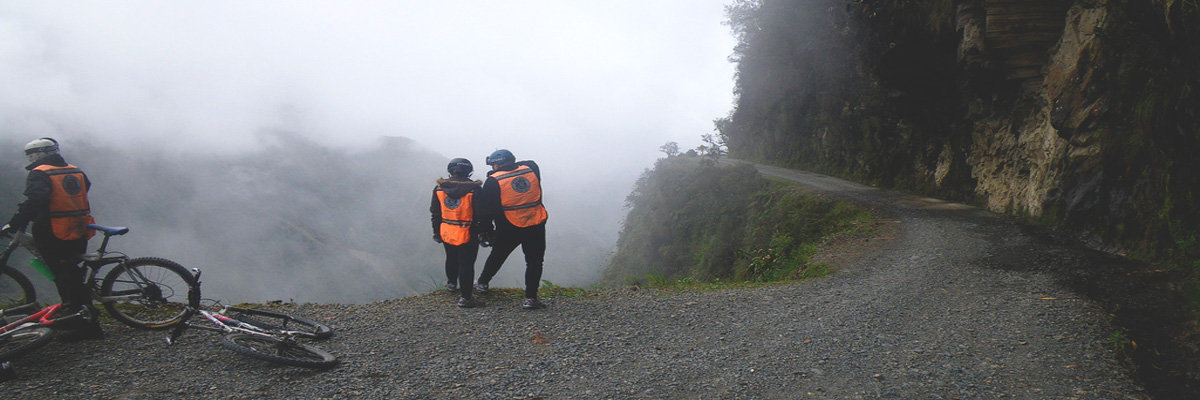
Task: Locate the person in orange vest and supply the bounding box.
[473,149,549,310]
[429,158,486,308]
[1,138,102,340]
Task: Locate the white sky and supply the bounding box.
[0,1,736,172]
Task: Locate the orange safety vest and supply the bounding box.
[489,165,547,228]
[436,190,475,246]
[33,164,95,241]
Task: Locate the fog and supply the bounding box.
[0,2,736,303]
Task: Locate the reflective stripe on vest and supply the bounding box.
[436,190,474,246]
[33,164,96,240]
[490,165,547,228]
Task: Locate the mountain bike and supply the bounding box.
[0,224,200,330]
[167,277,337,369]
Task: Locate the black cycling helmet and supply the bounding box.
[447,157,473,177]
[485,149,515,166]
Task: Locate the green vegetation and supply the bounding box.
[536,280,588,299]
[1108,329,1135,356]
[602,156,873,287]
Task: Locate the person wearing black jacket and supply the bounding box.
[474,149,549,310]
[430,158,485,308]
[1,138,103,340]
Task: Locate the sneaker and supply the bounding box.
[457,297,484,308]
[473,281,489,293]
[522,298,546,310]
[446,281,458,292]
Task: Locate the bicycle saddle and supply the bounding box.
[87,224,129,236]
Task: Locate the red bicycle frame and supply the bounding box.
[0,303,73,333]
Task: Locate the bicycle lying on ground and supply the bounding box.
[167,275,337,369]
[0,224,200,359]
[0,302,86,361]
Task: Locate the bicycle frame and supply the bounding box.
[168,303,321,345]
[1,229,108,290]
[0,226,161,304]
[166,268,311,345]
[0,303,77,335]
[181,308,312,338]
[80,229,134,300]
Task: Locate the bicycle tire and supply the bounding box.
[227,307,334,340]
[99,257,199,330]
[0,265,36,310]
[0,326,54,361]
[220,333,337,369]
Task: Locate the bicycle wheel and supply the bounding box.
[99,257,199,330]
[0,265,35,310]
[226,307,334,340]
[220,334,337,369]
[0,326,54,361]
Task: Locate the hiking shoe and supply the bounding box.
[522,298,546,310]
[446,281,458,292]
[457,297,484,308]
[473,281,489,293]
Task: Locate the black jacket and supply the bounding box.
[478,160,541,231]
[429,177,483,236]
[7,154,92,240]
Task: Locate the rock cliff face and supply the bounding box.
[721,0,1199,267]
[965,0,1092,216]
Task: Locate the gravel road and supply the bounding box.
[2,162,1157,399]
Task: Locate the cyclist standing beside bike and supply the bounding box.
[1,138,103,340]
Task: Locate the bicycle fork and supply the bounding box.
[164,268,203,345]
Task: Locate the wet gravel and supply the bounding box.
[1,163,1157,399]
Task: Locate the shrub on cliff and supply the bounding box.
[603,157,872,285]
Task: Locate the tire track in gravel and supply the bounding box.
[2,160,1161,399]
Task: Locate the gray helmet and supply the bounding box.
[447,157,473,177]
[485,149,515,166]
[24,138,59,166]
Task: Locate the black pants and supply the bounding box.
[478,223,545,299]
[33,236,90,311]
[443,241,479,299]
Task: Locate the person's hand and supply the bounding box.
[478,230,493,247]
[0,224,14,237]
[432,234,443,244]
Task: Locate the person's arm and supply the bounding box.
[429,188,442,238]
[468,185,487,234]
[476,178,500,230]
[6,171,51,231]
